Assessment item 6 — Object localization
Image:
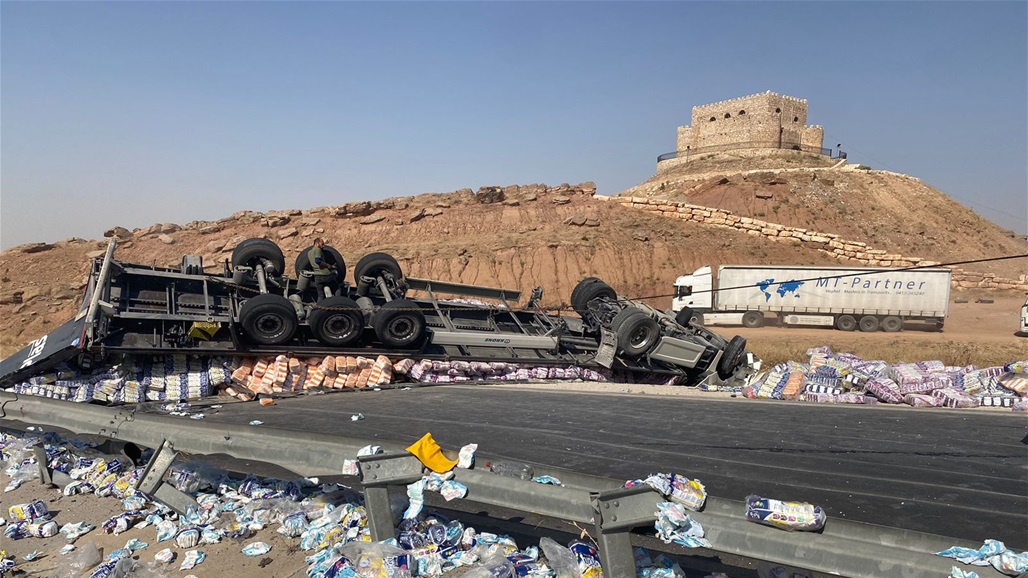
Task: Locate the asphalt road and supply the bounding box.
[184,384,1028,549]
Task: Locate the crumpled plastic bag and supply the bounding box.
[540,537,580,578]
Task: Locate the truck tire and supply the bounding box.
[835,315,857,332]
[675,307,701,327]
[882,316,903,333]
[572,280,616,317]
[295,245,347,284]
[309,296,364,347]
[858,315,880,332]
[570,277,601,308]
[239,294,298,345]
[610,309,660,357]
[373,299,426,348]
[716,335,747,379]
[355,252,402,282]
[231,239,285,276]
[742,311,765,328]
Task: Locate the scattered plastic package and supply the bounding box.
[242,541,272,556]
[179,549,206,570]
[654,501,711,548]
[937,539,1028,575]
[745,495,827,532]
[457,443,478,469]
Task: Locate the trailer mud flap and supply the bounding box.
[0,316,88,387]
[594,328,616,368]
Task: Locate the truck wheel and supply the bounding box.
[610,309,660,357]
[858,316,880,332]
[309,296,364,346]
[572,280,616,317]
[570,277,601,307]
[835,315,857,331]
[716,335,747,379]
[373,299,426,348]
[742,311,764,328]
[295,245,347,284]
[675,307,700,327]
[355,252,402,282]
[882,316,903,332]
[239,294,298,345]
[232,239,285,276]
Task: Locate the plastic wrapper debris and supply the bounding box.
[439,480,468,501]
[125,537,148,552]
[179,549,206,570]
[404,479,427,519]
[154,548,176,564]
[462,553,515,578]
[242,541,272,556]
[458,443,478,469]
[937,539,1028,575]
[155,519,177,542]
[745,495,826,531]
[654,502,711,548]
[175,526,200,548]
[569,540,603,578]
[533,475,563,486]
[540,537,580,578]
[56,541,103,576]
[338,541,414,577]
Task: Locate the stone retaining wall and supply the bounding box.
[599,195,1028,292]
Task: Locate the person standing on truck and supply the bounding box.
[308,238,339,298]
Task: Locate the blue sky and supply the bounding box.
[2,1,1026,249]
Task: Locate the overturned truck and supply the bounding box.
[0,239,758,389]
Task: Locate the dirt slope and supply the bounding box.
[1,161,1025,357]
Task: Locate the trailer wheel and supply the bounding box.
[355,252,403,282]
[742,311,765,328]
[858,315,880,332]
[716,335,748,379]
[373,299,425,348]
[240,294,298,345]
[232,239,285,276]
[835,315,857,332]
[570,277,601,307]
[295,245,347,284]
[610,309,660,357]
[572,280,616,317]
[882,316,903,333]
[309,296,364,346]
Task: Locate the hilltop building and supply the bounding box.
[657,91,833,172]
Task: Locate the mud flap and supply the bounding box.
[594,327,616,369]
[0,316,88,387]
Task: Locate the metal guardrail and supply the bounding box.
[0,392,1006,578]
[657,142,845,162]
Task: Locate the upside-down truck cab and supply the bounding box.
[672,264,952,332]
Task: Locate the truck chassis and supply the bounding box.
[1,240,757,389]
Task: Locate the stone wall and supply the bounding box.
[676,91,825,153]
[599,195,1028,292]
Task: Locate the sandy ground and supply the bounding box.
[0,468,314,578]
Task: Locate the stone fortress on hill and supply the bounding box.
[657,91,838,173]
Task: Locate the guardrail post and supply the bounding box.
[592,486,663,577]
[33,444,54,487]
[134,439,199,515]
[358,452,426,542]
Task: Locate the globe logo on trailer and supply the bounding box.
[757,278,804,302]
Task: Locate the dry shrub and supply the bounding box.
[750,339,1022,368]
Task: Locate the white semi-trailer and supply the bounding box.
[671,265,952,332]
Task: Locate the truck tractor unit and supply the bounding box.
[672,265,952,332]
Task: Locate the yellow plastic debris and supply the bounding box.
[406,432,458,473]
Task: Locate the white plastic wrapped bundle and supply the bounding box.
[896,377,946,394]
[932,387,980,408]
[1005,360,1028,375]
[998,373,1028,397]
[915,360,945,372]
[71,383,94,403]
[865,378,904,403]
[888,363,928,386]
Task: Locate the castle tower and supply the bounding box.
[675,91,825,154]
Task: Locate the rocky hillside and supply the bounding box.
[1,158,1025,356]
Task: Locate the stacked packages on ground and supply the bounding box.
[746,348,1028,410]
